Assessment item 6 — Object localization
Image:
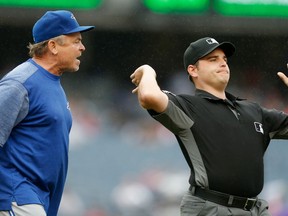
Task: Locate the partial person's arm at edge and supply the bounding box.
[130,64,168,113]
[277,71,288,86]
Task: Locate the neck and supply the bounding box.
[32,57,61,76]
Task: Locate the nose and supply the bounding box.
[80,42,86,52]
[220,59,228,67]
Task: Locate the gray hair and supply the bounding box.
[27,35,65,57]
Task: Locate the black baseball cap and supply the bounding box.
[183,37,235,70]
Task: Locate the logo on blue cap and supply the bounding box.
[32,10,94,43]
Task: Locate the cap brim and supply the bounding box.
[66,26,95,34]
[218,42,235,57]
[199,42,235,60]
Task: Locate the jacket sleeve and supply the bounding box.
[148,92,193,135]
[0,79,29,147]
[262,107,288,139]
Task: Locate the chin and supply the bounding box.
[71,69,79,73]
[74,66,80,72]
[65,67,79,73]
[72,63,80,71]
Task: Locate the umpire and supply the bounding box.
[130,37,288,216]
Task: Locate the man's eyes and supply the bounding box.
[208,58,227,62]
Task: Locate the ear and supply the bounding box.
[47,40,58,55]
[187,65,198,78]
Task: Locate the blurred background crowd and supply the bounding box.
[1,0,288,215]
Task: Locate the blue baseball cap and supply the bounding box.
[32,10,95,43]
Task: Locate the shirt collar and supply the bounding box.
[195,89,246,103]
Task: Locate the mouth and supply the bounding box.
[75,58,81,66]
[76,55,82,61]
[76,53,82,59]
[217,70,228,74]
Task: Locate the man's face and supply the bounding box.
[192,48,230,90]
[55,32,86,74]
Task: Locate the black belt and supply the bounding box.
[189,186,258,211]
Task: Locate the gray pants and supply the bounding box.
[180,191,271,216]
[0,202,46,216]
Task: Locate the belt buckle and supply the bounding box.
[244,198,257,211]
